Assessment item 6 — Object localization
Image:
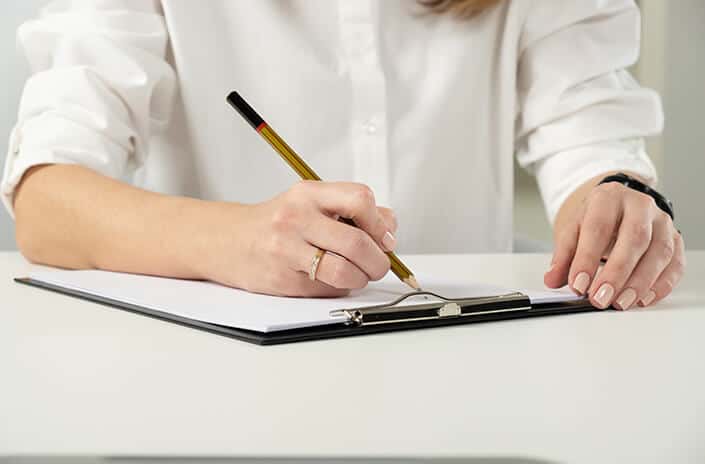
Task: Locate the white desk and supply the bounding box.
[1,251,704,463]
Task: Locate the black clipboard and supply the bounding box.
[15,277,596,345]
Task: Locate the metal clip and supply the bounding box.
[438,302,461,318]
[330,291,530,327]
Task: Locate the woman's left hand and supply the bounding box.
[544,181,686,310]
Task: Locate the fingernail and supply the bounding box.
[615,288,637,311]
[640,290,657,307]
[382,231,396,251]
[573,272,590,295]
[594,283,615,309]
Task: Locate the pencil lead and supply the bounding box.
[404,275,422,292]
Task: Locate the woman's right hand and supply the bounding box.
[198,181,398,297]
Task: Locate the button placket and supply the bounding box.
[338,0,390,207]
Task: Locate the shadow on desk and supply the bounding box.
[1,457,560,464]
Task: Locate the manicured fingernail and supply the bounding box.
[382,231,396,251]
[573,272,590,295]
[615,288,637,311]
[594,283,615,309]
[640,290,656,307]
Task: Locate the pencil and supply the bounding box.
[226,91,421,291]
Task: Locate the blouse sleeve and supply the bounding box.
[1,0,176,217]
[515,0,664,223]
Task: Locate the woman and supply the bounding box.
[2,0,684,310]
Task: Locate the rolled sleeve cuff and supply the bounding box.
[2,117,132,219]
[535,138,658,225]
[1,126,35,219]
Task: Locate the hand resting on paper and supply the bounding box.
[544,172,685,311]
[201,180,398,297]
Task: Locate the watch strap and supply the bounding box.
[599,172,674,220]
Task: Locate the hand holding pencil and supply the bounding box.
[227,91,421,294]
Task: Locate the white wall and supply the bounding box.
[659,1,705,248]
[0,1,46,250]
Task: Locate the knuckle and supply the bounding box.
[635,192,656,209]
[597,182,623,197]
[290,179,314,196]
[345,229,372,258]
[352,184,376,209]
[585,218,612,238]
[672,256,687,277]
[626,222,651,247]
[655,209,672,224]
[270,204,299,231]
[654,238,675,261]
[678,253,687,271]
[378,206,395,223]
[659,278,675,295]
[674,230,684,247]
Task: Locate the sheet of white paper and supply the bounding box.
[27,269,580,333]
[521,288,583,305]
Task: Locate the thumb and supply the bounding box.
[544,221,579,288]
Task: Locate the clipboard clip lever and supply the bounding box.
[331,291,530,327]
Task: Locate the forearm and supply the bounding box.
[13,164,245,279]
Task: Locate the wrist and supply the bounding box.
[598,172,673,219]
[553,170,650,236]
[180,198,252,282]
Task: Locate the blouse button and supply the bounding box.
[363,118,379,135]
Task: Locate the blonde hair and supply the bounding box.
[420,0,501,18]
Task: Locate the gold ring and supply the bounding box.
[309,248,326,281]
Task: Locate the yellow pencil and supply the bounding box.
[227,91,421,291]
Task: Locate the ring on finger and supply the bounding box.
[309,248,326,281]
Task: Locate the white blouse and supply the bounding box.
[2,0,663,253]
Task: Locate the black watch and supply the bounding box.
[598,172,674,220]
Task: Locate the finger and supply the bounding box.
[377,206,398,234]
[258,230,354,297]
[272,231,370,290]
[301,245,369,290]
[303,181,396,252]
[639,231,686,307]
[544,219,579,289]
[567,185,622,296]
[587,208,655,309]
[279,270,352,298]
[613,214,675,310]
[304,215,390,281]
[250,265,349,298]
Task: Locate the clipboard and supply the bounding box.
[15,276,596,345]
